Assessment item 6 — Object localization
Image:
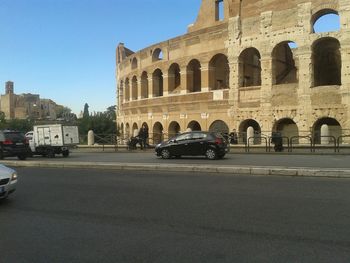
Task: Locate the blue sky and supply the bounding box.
[0,1,338,115]
[0,0,201,114]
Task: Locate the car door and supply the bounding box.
[190,132,208,155]
[170,133,192,156]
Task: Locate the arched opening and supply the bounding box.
[312,10,340,33]
[239,119,261,144]
[187,121,202,131]
[168,121,181,138]
[272,42,298,85]
[209,54,229,90]
[187,59,201,93]
[273,118,299,143]
[152,48,163,62]
[131,76,138,100]
[131,57,138,70]
[239,48,261,87]
[313,117,341,144]
[120,123,124,138]
[215,0,224,21]
[168,63,181,94]
[132,123,139,137]
[152,69,163,97]
[153,122,164,144]
[141,72,148,99]
[141,122,149,145]
[124,78,130,102]
[209,120,229,135]
[313,37,341,86]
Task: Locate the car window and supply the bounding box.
[176,133,191,141]
[192,133,207,140]
[4,132,25,141]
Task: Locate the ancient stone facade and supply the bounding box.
[0,81,62,120]
[116,0,350,145]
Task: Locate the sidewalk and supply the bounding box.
[1,147,350,178]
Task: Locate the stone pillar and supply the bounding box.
[321,124,330,144]
[180,67,188,95]
[148,77,153,98]
[228,60,239,107]
[247,126,254,145]
[200,66,212,92]
[137,77,142,100]
[163,73,169,96]
[260,55,273,105]
[88,130,94,146]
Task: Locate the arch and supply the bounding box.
[209,54,229,90]
[239,119,262,144]
[152,48,163,62]
[168,121,181,138]
[187,59,201,93]
[239,48,261,87]
[152,69,163,97]
[313,37,341,86]
[313,117,341,144]
[168,63,181,94]
[120,123,124,138]
[273,118,299,141]
[272,41,298,85]
[187,120,201,131]
[132,122,139,137]
[153,122,164,144]
[141,71,149,99]
[124,78,130,102]
[208,120,229,134]
[312,10,340,33]
[131,76,138,100]
[131,57,138,70]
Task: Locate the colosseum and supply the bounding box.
[116,0,350,147]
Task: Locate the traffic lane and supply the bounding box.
[1,168,350,262]
[21,150,350,169]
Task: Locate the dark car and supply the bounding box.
[0,130,30,160]
[155,131,228,160]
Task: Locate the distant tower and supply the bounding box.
[5,81,14,94]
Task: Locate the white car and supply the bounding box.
[0,164,18,199]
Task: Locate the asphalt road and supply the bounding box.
[1,167,350,262]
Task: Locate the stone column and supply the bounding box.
[137,77,142,100]
[148,78,153,98]
[163,73,169,96]
[180,67,188,95]
[247,126,254,145]
[200,66,213,92]
[260,55,273,106]
[321,124,330,144]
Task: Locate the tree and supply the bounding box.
[83,103,89,119]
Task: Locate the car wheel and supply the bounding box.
[161,149,171,159]
[0,150,3,160]
[47,149,55,158]
[17,154,27,160]
[62,150,69,157]
[205,148,217,160]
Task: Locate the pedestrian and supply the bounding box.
[229,129,238,144]
[138,125,149,149]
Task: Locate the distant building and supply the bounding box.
[0,81,62,120]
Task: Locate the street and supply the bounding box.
[1,167,350,262]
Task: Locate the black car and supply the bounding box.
[0,130,30,160]
[155,131,228,160]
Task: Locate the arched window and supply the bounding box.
[124,78,130,102]
[131,76,138,100]
[141,72,148,99]
[313,37,341,86]
[152,69,163,97]
[152,48,163,62]
[168,121,181,138]
[272,42,298,85]
[209,54,229,90]
[153,122,164,144]
[131,57,138,70]
[239,48,261,87]
[312,10,340,33]
[168,63,181,94]
[187,59,201,93]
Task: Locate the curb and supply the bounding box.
[2,160,350,178]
